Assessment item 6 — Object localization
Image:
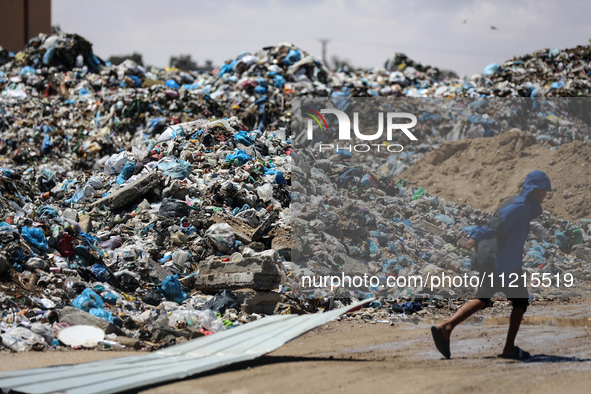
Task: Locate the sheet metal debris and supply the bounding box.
[0,299,372,394]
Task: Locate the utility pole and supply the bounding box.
[319,38,330,67]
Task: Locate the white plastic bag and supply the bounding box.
[104,151,134,175]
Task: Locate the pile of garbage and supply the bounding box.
[0,113,295,351]
[475,45,591,97]
[1,32,591,353]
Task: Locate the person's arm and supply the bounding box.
[465,201,530,249]
[460,226,495,252]
[468,226,496,242]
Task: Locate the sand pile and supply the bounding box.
[400,129,591,221]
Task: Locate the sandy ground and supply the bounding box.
[1,302,591,394]
[400,130,591,220]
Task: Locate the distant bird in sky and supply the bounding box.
[490,25,497,30]
[462,19,468,24]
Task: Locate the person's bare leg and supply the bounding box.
[502,306,525,355]
[437,299,486,340]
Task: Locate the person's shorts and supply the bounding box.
[474,270,529,311]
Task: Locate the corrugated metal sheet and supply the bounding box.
[0,299,373,394]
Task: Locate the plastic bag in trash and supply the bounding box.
[160,274,188,304]
[90,263,109,282]
[482,63,501,76]
[101,292,118,305]
[159,199,190,218]
[392,301,423,314]
[234,130,253,146]
[104,151,135,175]
[89,307,114,323]
[168,310,199,328]
[142,290,162,306]
[554,230,568,251]
[72,288,104,312]
[225,150,251,164]
[157,157,192,179]
[256,183,274,202]
[165,79,179,89]
[37,205,59,220]
[434,214,455,225]
[264,168,285,185]
[205,223,236,253]
[1,327,46,352]
[235,208,261,228]
[66,184,95,204]
[21,226,48,253]
[41,134,53,155]
[30,322,55,345]
[116,162,135,185]
[203,289,240,314]
[197,309,226,333]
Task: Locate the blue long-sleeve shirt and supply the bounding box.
[466,170,551,275]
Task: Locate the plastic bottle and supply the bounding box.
[97,340,125,350]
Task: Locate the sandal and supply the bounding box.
[431,326,451,359]
[498,346,531,360]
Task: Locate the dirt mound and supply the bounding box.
[400,129,591,221]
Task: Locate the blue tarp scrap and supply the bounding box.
[225,150,251,164]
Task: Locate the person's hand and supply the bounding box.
[463,238,478,251]
[460,238,478,251]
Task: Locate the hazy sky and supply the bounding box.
[52,0,591,76]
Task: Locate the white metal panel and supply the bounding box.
[0,299,373,394]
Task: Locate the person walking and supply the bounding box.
[431,170,552,360]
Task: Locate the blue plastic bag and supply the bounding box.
[254,85,267,94]
[90,264,109,282]
[434,214,455,225]
[283,49,301,65]
[165,79,179,89]
[273,74,285,88]
[43,45,56,65]
[37,205,59,220]
[89,308,114,323]
[101,292,118,305]
[392,217,413,228]
[72,289,104,312]
[160,275,188,304]
[225,150,251,164]
[0,168,14,178]
[264,168,285,185]
[368,240,380,258]
[388,241,398,255]
[157,159,192,179]
[482,63,501,76]
[234,131,253,146]
[400,301,423,314]
[21,227,48,253]
[554,230,568,250]
[337,168,362,185]
[129,75,142,87]
[41,134,52,155]
[20,66,36,76]
[116,162,135,185]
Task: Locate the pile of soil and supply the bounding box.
[400,129,591,221]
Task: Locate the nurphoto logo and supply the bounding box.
[304,107,418,153]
